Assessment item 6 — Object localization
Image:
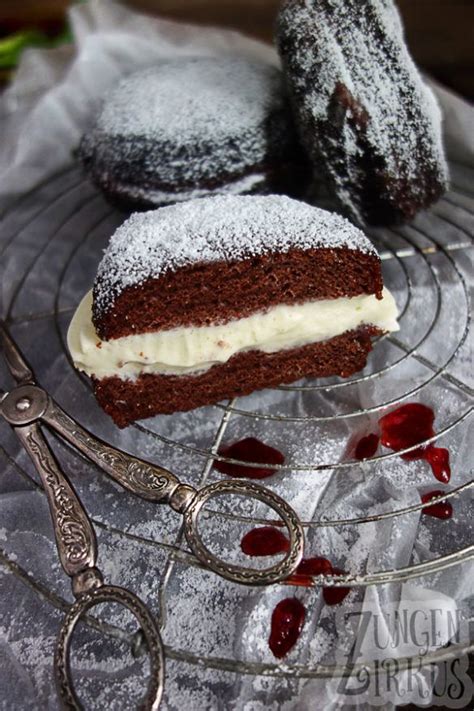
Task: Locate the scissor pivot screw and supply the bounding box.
[16,397,31,411]
[1,384,48,425]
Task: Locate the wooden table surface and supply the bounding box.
[1,0,473,99]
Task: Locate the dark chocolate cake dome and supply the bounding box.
[277,0,449,226]
[80,56,307,208]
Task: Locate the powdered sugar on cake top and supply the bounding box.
[80,57,296,188]
[94,194,377,315]
[277,0,449,224]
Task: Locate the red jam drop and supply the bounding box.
[421,491,453,520]
[296,557,334,576]
[287,557,333,587]
[379,403,435,453]
[240,527,290,556]
[425,446,451,484]
[322,568,351,606]
[379,403,451,483]
[354,433,380,460]
[214,437,285,479]
[269,598,306,658]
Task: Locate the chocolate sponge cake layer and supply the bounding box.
[95,157,311,213]
[94,247,383,340]
[93,326,380,428]
[92,195,381,340]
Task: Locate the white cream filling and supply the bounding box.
[68,288,399,380]
[114,172,266,204]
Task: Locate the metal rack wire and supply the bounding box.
[0,161,473,693]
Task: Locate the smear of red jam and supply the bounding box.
[322,567,351,606]
[379,404,451,483]
[379,403,434,453]
[421,491,453,520]
[269,598,306,658]
[240,527,290,556]
[354,433,380,460]
[286,557,350,605]
[214,437,285,479]
[286,557,333,587]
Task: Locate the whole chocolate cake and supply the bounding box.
[276,0,449,226]
[68,195,399,427]
[79,56,308,209]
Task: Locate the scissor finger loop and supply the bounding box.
[183,479,305,586]
[56,584,165,711]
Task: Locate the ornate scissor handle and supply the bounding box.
[42,397,305,585]
[56,583,164,711]
[9,419,164,710]
[5,385,304,587]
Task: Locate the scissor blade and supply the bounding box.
[0,321,35,385]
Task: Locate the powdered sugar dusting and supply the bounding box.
[94,194,377,315]
[80,56,297,190]
[277,0,449,224]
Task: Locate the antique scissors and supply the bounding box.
[0,323,304,704]
[0,322,165,710]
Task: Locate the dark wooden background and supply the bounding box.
[1,0,473,99]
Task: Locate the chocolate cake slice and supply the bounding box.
[68,195,399,427]
[276,0,449,226]
[79,56,309,210]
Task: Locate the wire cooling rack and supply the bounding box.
[0,161,473,705]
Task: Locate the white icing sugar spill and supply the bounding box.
[94,194,377,318]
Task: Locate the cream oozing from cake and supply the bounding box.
[68,288,399,379]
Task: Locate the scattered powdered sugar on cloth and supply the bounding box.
[94,193,376,316]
